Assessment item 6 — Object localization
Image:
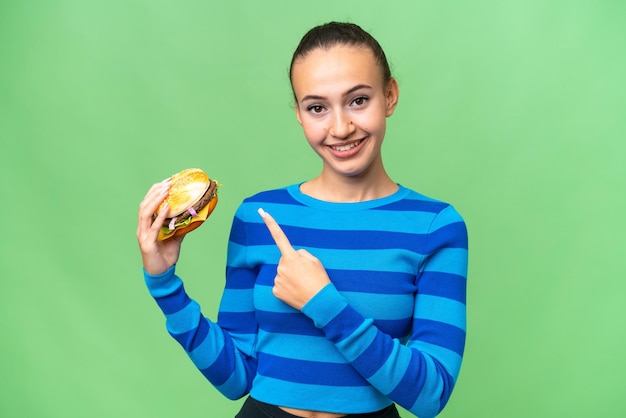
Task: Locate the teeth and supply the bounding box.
[331,140,361,151]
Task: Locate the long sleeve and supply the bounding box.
[301,204,468,417]
[143,208,259,400]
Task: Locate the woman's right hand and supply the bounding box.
[136,178,185,275]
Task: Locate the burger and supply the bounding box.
[154,168,219,241]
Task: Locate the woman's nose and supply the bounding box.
[329,111,355,139]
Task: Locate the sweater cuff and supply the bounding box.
[143,265,181,298]
[301,283,348,328]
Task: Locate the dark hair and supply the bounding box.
[289,22,392,85]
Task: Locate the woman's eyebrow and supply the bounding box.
[300,84,373,102]
[344,84,372,96]
[300,93,325,102]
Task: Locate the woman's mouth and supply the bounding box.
[328,138,364,152]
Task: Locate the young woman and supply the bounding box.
[137,22,468,418]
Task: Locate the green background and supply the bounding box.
[2,1,625,417]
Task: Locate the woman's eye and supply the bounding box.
[352,96,368,106]
[307,105,324,114]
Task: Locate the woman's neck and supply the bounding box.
[300,170,398,203]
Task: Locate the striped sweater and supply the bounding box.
[144,184,468,417]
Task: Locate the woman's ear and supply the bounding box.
[385,78,400,117]
[295,102,303,125]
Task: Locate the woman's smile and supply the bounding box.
[327,137,367,156]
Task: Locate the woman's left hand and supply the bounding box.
[258,208,331,310]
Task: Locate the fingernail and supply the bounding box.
[258,208,267,218]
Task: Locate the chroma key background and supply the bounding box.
[1,1,624,417]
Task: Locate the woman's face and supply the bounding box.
[291,45,399,180]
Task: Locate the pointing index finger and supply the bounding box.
[258,208,295,255]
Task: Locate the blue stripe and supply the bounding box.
[351,334,394,379]
[322,305,369,344]
[166,301,201,334]
[387,353,426,407]
[235,221,466,256]
[426,222,468,250]
[434,357,455,410]
[259,333,347,363]
[225,242,249,269]
[217,311,258,334]
[368,341,414,395]
[227,216,247,245]
[290,227,427,251]
[188,327,225,369]
[412,319,466,357]
[257,353,368,386]
[422,248,468,276]
[154,283,191,315]
[219,288,254,312]
[215,367,253,401]
[429,204,465,229]
[333,321,377,363]
[229,245,424,274]
[144,267,181,298]
[254,286,301,314]
[377,198,448,213]
[320,248,423,273]
[170,317,210,352]
[343,292,414,320]
[200,344,233,386]
[245,188,304,205]
[241,222,429,252]
[374,318,413,339]
[341,291,414,338]
[405,353,455,416]
[256,310,324,337]
[414,295,466,331]
[330,269,417,294]
[255,270,276,287]
[238,203,443,235]
[418,272,466,303]
[410,341,463,378]
[224,267,259,289]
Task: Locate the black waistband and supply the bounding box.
[236,397,400,418]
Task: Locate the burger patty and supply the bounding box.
[162,180,217,226]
